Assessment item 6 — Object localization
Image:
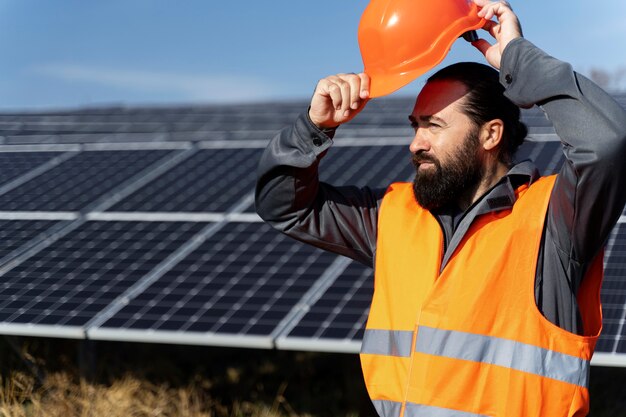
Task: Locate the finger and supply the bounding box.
[477,1,497,19]
[324,78,344,111]
[358,72,370,99]
[314,78,331,98]
[472,0,490,9]
[471,39,492,56]
[480,19,499,39]
[482,19,497,31]
[479,2,514,21]
[339,74,362,110]
[335,77,352,115]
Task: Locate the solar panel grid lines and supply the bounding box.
[278,260,373,354]
[0,218,89,279]
[0,220,63,265]
[333,127,412,140]
[0,151,78,197]
[0,151,60,185]
[533,142,565,176]
[600,223,626,353]
[74,149,187,213]
[273,256,353,343]
[514,141,546,167]
[0,150,176,212]
[92,222,338,345]
[83,219,227,332]
[85,192,260,334]
[319,145,414,187]
[589,224,623,354]
[0,220,206,332]
[99,222,283,333]
[87,147,199,213]
[512,141,566,176]
[107,148,263,213]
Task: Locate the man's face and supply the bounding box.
[409,79,484,210]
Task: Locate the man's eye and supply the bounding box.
[429,123,441,129]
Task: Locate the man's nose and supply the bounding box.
[409,128,430,154]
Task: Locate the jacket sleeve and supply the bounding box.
[500,38,626,265]
[255,112,384,267]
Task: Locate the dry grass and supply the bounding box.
[0,371,311,417]
[0,338,623,417]
[0,338,369,417]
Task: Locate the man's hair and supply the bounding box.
[427,62,527,163]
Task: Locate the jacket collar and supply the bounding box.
[476,160,540,215]
[435,160,541,270]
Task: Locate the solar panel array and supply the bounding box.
[0,94,624,367]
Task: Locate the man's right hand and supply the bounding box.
[308,73,370,129]
[471,0,523,70]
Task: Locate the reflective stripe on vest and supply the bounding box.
[372,400,403,417]
[361,329,414,357]
[362,327,590,388]
[372,400,491,417]
[405,403,490,417]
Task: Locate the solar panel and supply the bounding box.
[0,96,623,367]
[0,150,173,211]
[277,261,372,352]
[0,221,204,331]
[514,140,564,176]
[91,222,337,346]
[320,145,414,186]
[108,148,263,212]
[596,223,626,353]
[0,152,63,187]
[0,104,305,143]
[0,220,63,262]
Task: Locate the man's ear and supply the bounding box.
[480,119,504,151]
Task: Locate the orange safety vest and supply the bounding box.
[360,175,603,417]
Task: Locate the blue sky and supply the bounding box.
[0,0,624,109]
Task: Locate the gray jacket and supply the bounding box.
[255,38,626,334]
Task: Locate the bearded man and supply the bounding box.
[255,1,626,416]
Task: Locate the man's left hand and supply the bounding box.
[471,0,523,69]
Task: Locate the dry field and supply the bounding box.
[0,337,623,417]
[0,337,370,417]
[0,371,314,417]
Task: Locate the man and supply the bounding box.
[255,1,626,416]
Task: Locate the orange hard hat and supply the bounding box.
[358,0,486,98]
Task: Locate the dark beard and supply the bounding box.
[412,129,483,210]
